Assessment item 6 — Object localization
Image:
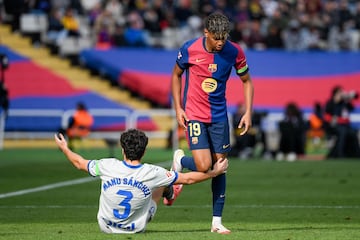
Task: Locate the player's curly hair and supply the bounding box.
[204,12,230,40]
[120,128,148,160]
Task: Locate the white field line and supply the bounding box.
[0,204,359,209]
[0,177,98,199]
[0,161,172,200]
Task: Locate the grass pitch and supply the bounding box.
[0,147,359,240]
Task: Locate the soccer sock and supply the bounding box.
[180,156,197,171]
[212,173,226,217]
[212,216,222,226]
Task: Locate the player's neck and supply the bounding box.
[124,159,141,166]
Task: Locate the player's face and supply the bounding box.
[204,30,228,52]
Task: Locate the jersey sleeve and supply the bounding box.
[233,44,249,76]
[87,158,115,177]
[87,159,100,177]
[147,164,179,187]
[176,41,191,70]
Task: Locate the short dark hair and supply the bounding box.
[204,12,230,40]
[120,129,148,160]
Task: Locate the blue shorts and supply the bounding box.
[186,120,230,153]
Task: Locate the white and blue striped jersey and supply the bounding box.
[88,158,178,233]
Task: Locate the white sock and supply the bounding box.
[212,216,222,226]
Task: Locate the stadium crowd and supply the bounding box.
[1,0,360,51]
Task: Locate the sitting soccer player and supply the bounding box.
[54,128,228,234]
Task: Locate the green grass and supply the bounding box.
[0,148,360,239]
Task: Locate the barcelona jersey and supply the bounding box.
[176,37,249,123]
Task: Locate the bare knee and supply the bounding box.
[192,149,213,172]
[196,161,212,172]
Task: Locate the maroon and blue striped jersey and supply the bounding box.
[176,37,249,123]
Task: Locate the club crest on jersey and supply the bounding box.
[208,64,217,73]
[201,78,217,93]
[191,137,198,145]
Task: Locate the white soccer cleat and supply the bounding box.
[211,224,231,234]
[171,149,184,172]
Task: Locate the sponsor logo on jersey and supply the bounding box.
[201,78,217,93]
[195,58,206,63]
[208,64,217,73]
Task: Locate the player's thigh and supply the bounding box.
[186,120,210,150]
[186,121,212,170]
[208,121,231,154]
[186,120,230,152]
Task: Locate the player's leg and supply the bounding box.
[179,121,213,172]
[168,149,213,206]
[211,171,230,234]
[209,121,231,234]
[164,121,213,206]
[183,120,230,233]
[163,151,185,206]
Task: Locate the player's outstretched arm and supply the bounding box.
[54,133,89,172]
[175,158,228,185]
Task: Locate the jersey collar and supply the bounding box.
[122,160,143,169]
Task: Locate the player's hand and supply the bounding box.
[238,112,252,135]
[213,158,228,175]
[54,133,68,150]
[176,108,188,129]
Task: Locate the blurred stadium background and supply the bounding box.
[0,0,359,157]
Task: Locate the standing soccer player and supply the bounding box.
[168,12,254,234]
[55,128,228,234]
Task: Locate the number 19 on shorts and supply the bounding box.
[188,122,201,137]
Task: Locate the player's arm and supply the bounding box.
[171,63,188,129]
[54,133,89,172]
[175,158,228,185]
[238,72,254,135]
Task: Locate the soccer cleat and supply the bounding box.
[163,184,183,206]
[211,224,231,234]
[162,186,174,200]
[171,149,184,172]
